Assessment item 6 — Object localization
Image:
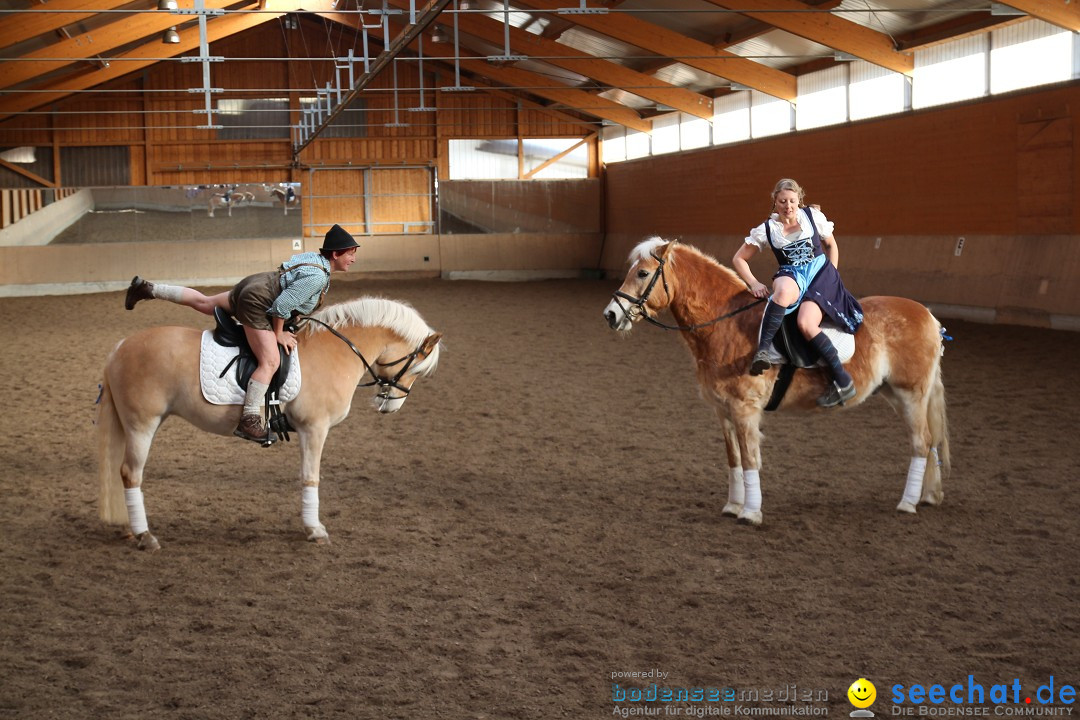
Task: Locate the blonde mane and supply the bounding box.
[628,236,744,289]
[307,297,440,376]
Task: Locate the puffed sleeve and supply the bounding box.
[744,222,769,250]
[810,206,834,237]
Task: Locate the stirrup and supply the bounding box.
[818,380,856,408]
[749,349,772,376]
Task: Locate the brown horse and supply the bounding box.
[98,297,442,550]
[603,238,949,526]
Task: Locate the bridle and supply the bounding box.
[300,316,428,401]
[611,247,765,332]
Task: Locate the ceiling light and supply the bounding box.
[833,52,856,62]
[157,0,178,10]
[431,25,449,43]
[458,0,474,9]
[162,26,180,44]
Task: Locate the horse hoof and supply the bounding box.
[896,500,918,514]
[921,490,944,506]
[305,525,329,544]
[737,509,763,526]
[136,531,160,552]
[721,502,743,517]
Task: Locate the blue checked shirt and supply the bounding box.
[267,252,331,319]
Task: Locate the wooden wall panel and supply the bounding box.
[151,168,292,186]
[212,24,290,91]
[53,95,144,146]
[0,116,51,147]
[301,138,436,164]
[519,108,593,137]
[308,168,365,237]
[145,96,212,144]
[151,141,291,167]
[369,168,431,233]
[604,82,1080,242]
[437,92,518,137]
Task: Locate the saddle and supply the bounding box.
[764,313,854,412]
[212,307,294,395]
[212,308,298,442]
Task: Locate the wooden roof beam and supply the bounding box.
[384,0,714,119]
[996,1,1080,33]
[894,12,1017,51]
[699,0,913,75]
[1,0,242,91]
[511,0,796,101]
[0,0,135,50]
[0,0,331,119]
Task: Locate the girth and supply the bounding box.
[764,313,824,412]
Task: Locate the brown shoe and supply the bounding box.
[233,413,270,444]
[124,276,155,310]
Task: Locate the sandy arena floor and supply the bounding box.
[0,277,1077,719]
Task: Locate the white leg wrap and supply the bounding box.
[152,283,184,303]
[901,456,927,506]
[743,469,762,513]
[301,486,320,528]
[728,467,745,506]
[125,487,149,535]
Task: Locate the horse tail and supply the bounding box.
[918,315,951,506]
[97,374,128,526]
[928,356,951,482]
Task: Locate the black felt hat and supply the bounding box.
[321,224,359,253]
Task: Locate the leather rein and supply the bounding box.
[299,316,426,399]
[611,249,765,332]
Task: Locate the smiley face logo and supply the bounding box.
[848,678,876,709]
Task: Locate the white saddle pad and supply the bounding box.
[762,324,855,367]
[199,330,301,405]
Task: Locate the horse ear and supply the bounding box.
[420,333,442,355]
[659,239,679,260]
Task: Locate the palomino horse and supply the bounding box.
[206,190,252,217]
[270,186,300,215]
[98,297,442,550]
[603,238,949,526]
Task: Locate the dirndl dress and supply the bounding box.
[764,207,864,333]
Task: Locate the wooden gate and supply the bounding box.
[305,166,434,238]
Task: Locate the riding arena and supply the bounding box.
[1,3,1078,718]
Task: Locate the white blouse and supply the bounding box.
[744,206,834,250]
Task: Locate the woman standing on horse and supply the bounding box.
[124,224,360,442]
[732,178,863,408]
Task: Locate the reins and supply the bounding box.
[612,248,765,332]
[298,315,424,398]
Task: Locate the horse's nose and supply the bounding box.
[604,309,617,328]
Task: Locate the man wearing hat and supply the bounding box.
[124,224,360,442]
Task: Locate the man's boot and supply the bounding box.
[124,276,155,310]
[234,379,271,444]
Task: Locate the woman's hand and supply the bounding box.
[747,281,770,299]
[276,329,297,354]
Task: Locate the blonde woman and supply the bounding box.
[732,179,863,407]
